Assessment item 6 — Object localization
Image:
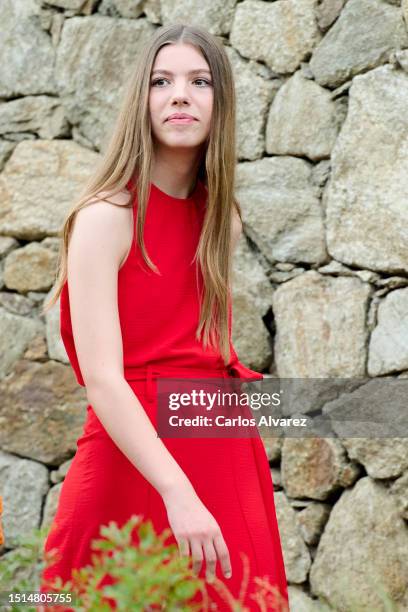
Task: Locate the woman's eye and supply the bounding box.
[150,78,212,87]
[150,78,168,87]
[194,78,212,87]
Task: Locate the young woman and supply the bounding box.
[39,24,288,611]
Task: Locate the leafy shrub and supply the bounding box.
[1,514,289,611]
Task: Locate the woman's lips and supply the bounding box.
[166,117,196,124]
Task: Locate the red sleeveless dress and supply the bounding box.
[39,178,288,611]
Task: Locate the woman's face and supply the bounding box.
[149,43,213,152]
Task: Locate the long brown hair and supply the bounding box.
[42,23,242,366]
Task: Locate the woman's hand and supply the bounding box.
[162,484,232,582]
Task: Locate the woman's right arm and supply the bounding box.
[66,197,232,581]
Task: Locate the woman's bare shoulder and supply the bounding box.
[86,186,133,207]
[74,189,132,229]
[71,189,134,269]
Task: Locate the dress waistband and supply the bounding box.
[123,359,263,381]
[123,362,234,403]
[124,362,232,380]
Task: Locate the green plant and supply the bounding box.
[43,514,205,611]
[42,514,289,611]
[1,515,289,611]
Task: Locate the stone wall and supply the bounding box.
[1,0,408,609]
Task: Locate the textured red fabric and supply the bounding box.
[39,178,289,611]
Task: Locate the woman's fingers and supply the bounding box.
[177,537,190,559]
[177,535,232,582]
[213,533,232,578]
[202,538,217,582]
[190,538,204,575]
